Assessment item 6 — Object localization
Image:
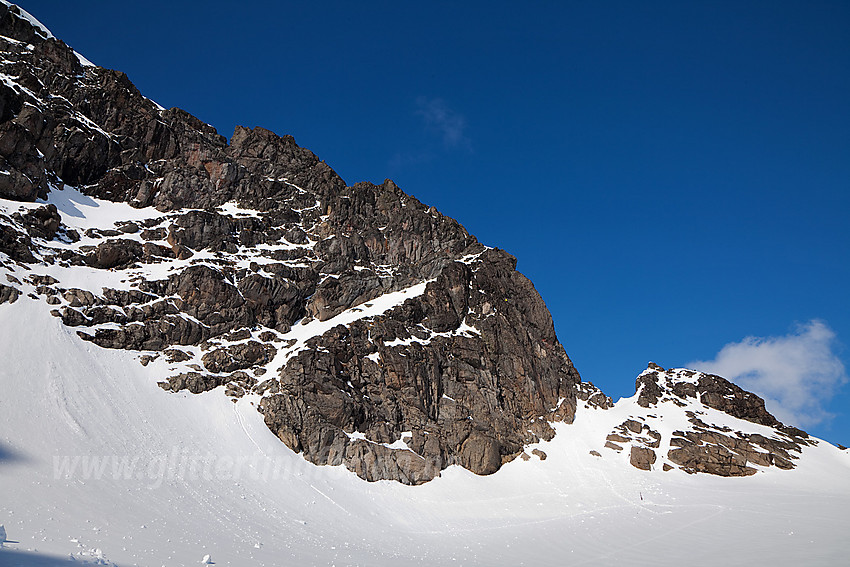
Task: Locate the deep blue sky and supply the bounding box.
[20,1,850,444]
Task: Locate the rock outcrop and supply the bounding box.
[599,364,816,476]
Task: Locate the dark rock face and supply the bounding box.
[630,446,656,471]
[85,239,144,269]
[261,250,583,482]
[0,222,35,263]
[0,282,19,304]
[666,425,800,476]
[202,341,275,374]
[18,204,61,239]
[0,4,592,484]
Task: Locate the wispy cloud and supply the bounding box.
[415,97,471,150]
[688,320,847,428]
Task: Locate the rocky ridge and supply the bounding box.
[596,363,816,476]
[0,2,818,483]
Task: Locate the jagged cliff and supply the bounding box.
[0,2,814,484]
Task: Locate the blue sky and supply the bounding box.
[21,1,850,444]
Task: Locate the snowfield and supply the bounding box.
[1,299,849,566]
[2,1,848,564]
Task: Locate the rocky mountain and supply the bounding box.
[593,363,815,476]
[0,1,819,486]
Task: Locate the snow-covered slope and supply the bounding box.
[2,297,849,566]
[2,3,850,565]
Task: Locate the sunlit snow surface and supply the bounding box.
[1,298,849,566]
[1,188,850,565]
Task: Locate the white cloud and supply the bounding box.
[415,97,470,150]
[688,320,847,428]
